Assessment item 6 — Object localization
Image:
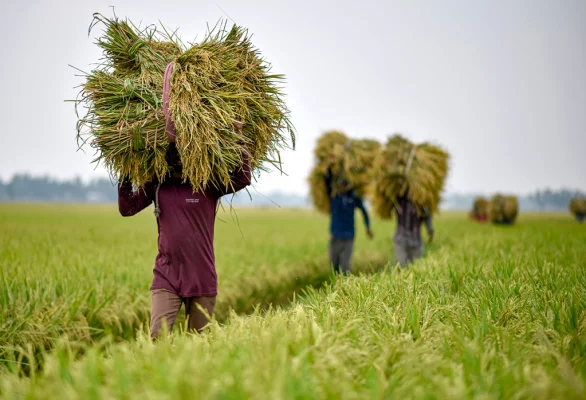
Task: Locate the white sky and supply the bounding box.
[1,0,585,195]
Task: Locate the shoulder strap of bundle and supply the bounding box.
[405,145,416,175]
[154,184,161,218]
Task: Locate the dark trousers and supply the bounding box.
[394,240,424,268]
[329,237,354,274]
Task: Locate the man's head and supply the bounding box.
[337,177,352,193]
[165,143,183,175]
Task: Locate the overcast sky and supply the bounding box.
[1,0,584,195]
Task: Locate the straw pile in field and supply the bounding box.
[569,198,586,215]
[75,14,294,189]
[372,135,449,220]
[471,197,488,220]
[308,131,380,214]
[488,194,519,224]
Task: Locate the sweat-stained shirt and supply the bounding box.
[117,153,251,298]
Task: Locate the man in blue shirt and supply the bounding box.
[325,168,373,275]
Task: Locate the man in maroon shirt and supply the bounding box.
[118,136,251,338]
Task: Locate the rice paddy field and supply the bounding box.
[1,204,585,399]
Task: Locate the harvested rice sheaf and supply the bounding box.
[488,194,519,224]
[308,167,331,214]
[373,135,449,220]
[308,131,380,214]
[471,197,489,220]
[569,197,586,215]
[75,14,294,189]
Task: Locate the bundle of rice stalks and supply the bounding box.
[75,14,294,189]
[307,131,380,214]
[76,15,181,185]
[308,166,331,214]
[569,197,586,217]
[343,139,381,198]
[488,194,519,225]
[470,197,488,221]
[372,135,449,220]
[307,131,348,214]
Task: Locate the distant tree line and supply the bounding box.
[0,173,583,210]
[0,174,118,203]
[527,188,586,211]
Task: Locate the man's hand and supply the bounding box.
[428,231,434,244]
[367,229,374,240]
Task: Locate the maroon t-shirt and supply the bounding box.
[118,153,251,297]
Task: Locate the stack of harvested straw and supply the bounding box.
[372,135,449,220]
[308,131,380,214]
[75,14,294,189]
[470,197,488,221]
[488,194,518,224]
[569,197,586,222]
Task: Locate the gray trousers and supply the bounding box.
[394,240,424,268]
[329,238,354,274]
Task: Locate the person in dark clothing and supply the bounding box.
[324,168,373,275]
[118,135,251,338]
[393,195,434,268]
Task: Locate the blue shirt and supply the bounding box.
[325,169,371,239]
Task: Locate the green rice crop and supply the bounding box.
[0,204,386,369]
[1,207,585,399]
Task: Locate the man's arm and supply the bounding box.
[356,196,374,239]
[118,179,155,217]
[216,146,252,196]
[424,208,435,242]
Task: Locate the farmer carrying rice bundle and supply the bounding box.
[308,131,377,274]
[308,131,380,214]
[488,194,518,225]
[373,134,449,267]
[569,197,586,223]
[75,14,294,338]
[470,197,488,222]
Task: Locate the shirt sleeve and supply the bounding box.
[424,214,434,235]
[118,180,155,217]
[215,145,252,197]
[356,196,371,231]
